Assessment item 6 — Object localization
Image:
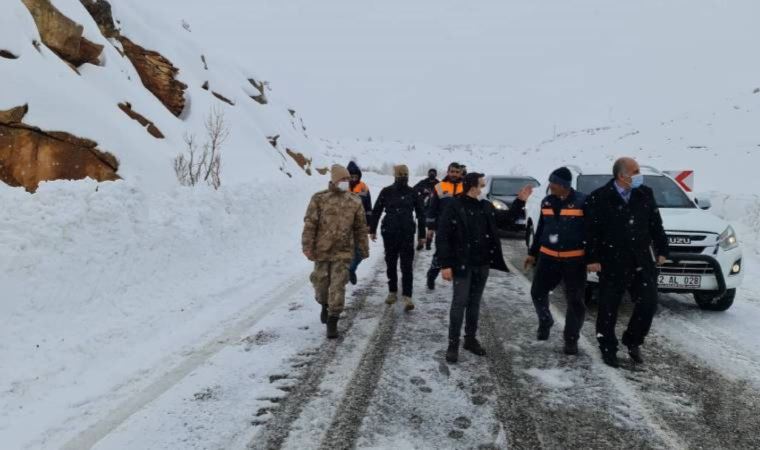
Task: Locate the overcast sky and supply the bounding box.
[203,0,759,147]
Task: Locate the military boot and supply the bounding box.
[403,296,415,312]
[385,292,398,305]
[320,304,328,324]
[326,316,339,339]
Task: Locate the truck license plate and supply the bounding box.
[657,274,702,288]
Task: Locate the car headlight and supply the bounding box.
[492,199,508,210]
[718,225,739,251]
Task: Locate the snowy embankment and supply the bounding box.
[0,177,312,447]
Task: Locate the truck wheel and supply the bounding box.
[694,289,736,311]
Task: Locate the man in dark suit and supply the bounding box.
[585,157,669,368]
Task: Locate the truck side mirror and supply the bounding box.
[695,197,712,210]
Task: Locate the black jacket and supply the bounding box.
[585,180,669,274]
[413,177,439,202]
[529,189,588,258]
[370,183,426,239]
[436,196,526,275]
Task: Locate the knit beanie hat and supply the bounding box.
[393,164,409,178]
[549,167,572,189]
[331,164,350,183]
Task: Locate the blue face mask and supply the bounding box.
[630,174,644,189]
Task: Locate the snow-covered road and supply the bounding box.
[10,236,760,449]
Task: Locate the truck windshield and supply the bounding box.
[491,178,539,196]
[577,175,696,208]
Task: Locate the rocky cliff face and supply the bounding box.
[1,0,319,191]
[0,105,119,192]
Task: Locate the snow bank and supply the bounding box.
[0,176,328,448]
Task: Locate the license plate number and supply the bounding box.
[657,275,701,288]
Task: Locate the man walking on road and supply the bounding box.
[413,168,439,250]
[426,162,464,290]
[585,157,669,367]
[302,164,370,339]
[524,167,588,355]
[438,172,533,363]
[370,165,426,311]
[347,161,372,285]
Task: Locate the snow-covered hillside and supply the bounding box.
[1,0,321,190]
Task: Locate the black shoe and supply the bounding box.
[628,345,643,364]
[463,337,487,356]
[446,339,459,363]
[349,270,357,285]
[416,242,424,251]
[326,316,339,339]
[563,340,578,355]
[536,320,554,341]
[320,304,328,324]
[602,352,620,368]
[426,272,435,290]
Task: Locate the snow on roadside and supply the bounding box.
[0,174,363,449]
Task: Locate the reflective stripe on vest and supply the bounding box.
[541,208,584,217]
[539,246,585,258]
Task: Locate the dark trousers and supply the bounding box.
[427,253,441,281]
[449,265,490,340]
[530,256,587,343]
[596,263,659,354]
[383,232,415,297]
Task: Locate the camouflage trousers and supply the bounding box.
[310,261,350,316]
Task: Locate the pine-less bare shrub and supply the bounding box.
[174,107,229,189]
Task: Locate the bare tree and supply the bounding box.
[174,107,229,189]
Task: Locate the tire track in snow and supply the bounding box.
[248,256,396,449]
[352,251,507,449]
[63,270,312,450]
[503,239,760,449]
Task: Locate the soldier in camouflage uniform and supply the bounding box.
[302,164,370,338]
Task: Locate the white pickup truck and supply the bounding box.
[525,166,743,311]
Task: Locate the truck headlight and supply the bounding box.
[718,226,739,251]
[492,199,508,210]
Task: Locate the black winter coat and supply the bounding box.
[585,180,669,275]
[370,183,426,239]
[436,196,526,275]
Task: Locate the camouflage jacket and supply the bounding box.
[302,185,370,262]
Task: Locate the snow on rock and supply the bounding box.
[0,0,322,190]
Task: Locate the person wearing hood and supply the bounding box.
[302,164,370,339]
[370,164,426,311]
[413,168,440,250]
[347,161,372,285]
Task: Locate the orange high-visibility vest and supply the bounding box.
[435,181,463,198]
[351,181,369,196]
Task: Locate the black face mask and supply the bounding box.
[395,177,409,187]
[428,172,437,180]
